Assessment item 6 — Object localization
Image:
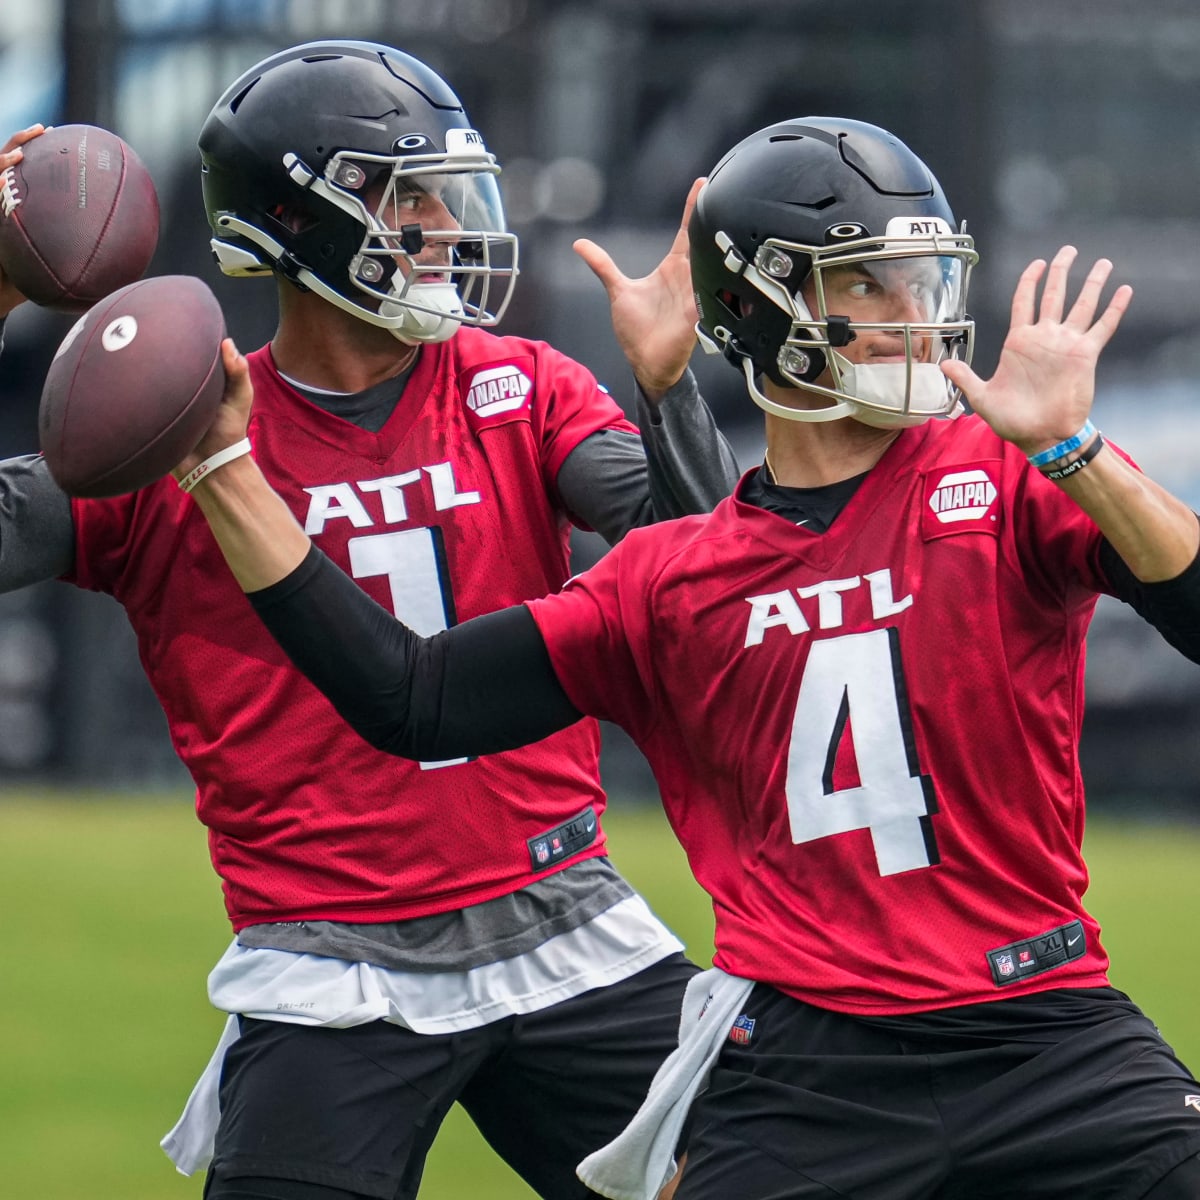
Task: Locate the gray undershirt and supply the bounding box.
[239,856,636,971]
[0,362,737,970]
[278,361,418,433]
[0,454,74,584]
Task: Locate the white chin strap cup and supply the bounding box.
[379,282,465,345]
[835,361,958,428]
[210,219,469,345]
[743,356,959,427]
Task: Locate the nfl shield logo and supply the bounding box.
[533,840,550,864]
[728,1014,756,1045]
[996,953,1015,977]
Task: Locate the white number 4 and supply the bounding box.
[785,629,937,876]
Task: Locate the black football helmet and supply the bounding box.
[690,117,978,427]
[199,40,518,344]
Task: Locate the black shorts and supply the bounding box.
[203,952,696,1200]
[677,984,1200,1200]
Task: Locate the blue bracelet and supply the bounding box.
[1026,420,1097,468]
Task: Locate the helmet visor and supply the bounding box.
[375,170,508,246]
[808,253,969,347]
[326,147,518,325]
[757,233,977,426]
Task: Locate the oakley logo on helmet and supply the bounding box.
[393,134,433,153]
[827,222,867,240]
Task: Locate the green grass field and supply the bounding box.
[0,791,1196,1198]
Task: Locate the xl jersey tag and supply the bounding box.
[921,461,1001,542]
[987,919,1085,986]
[462,359,534,432]
[527,806,599,871]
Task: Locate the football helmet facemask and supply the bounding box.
[199,41,518,344]
[690,117,978,427]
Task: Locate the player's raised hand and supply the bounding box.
[573,177,705,403]
[0,123,46,183]
[940,246,1132,457]
[0,124,46,315]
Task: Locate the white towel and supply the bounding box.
[161,906,683,1177]
[576,966,754,1200]
[159,1014,240,1176]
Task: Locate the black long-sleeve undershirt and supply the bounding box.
[1098,534,1200,663]
[249,545,578,760]
[249,498,1200,765]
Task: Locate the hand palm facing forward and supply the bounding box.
[941,245,1132,456]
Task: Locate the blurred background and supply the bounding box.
[2,0,1200,809]
[4,0,1200,810]
[1,3,1198,1198]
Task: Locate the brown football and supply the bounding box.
[0,124,160,313]
[39,275,227,498]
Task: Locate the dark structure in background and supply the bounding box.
[2,0,1198,813]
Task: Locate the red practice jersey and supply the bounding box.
[66,329,635,929]
[529,415,1123,1014]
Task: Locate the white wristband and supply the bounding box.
[177,438,252,494]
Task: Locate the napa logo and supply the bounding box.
[465,364,532,418]
[927,467,998,524]
[446,128,488,158]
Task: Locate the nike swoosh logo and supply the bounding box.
[1067,935,1081,946]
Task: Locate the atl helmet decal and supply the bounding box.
[883,215,954,240]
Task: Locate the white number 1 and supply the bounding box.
[348,528,467,770]
[785,628,937,876]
